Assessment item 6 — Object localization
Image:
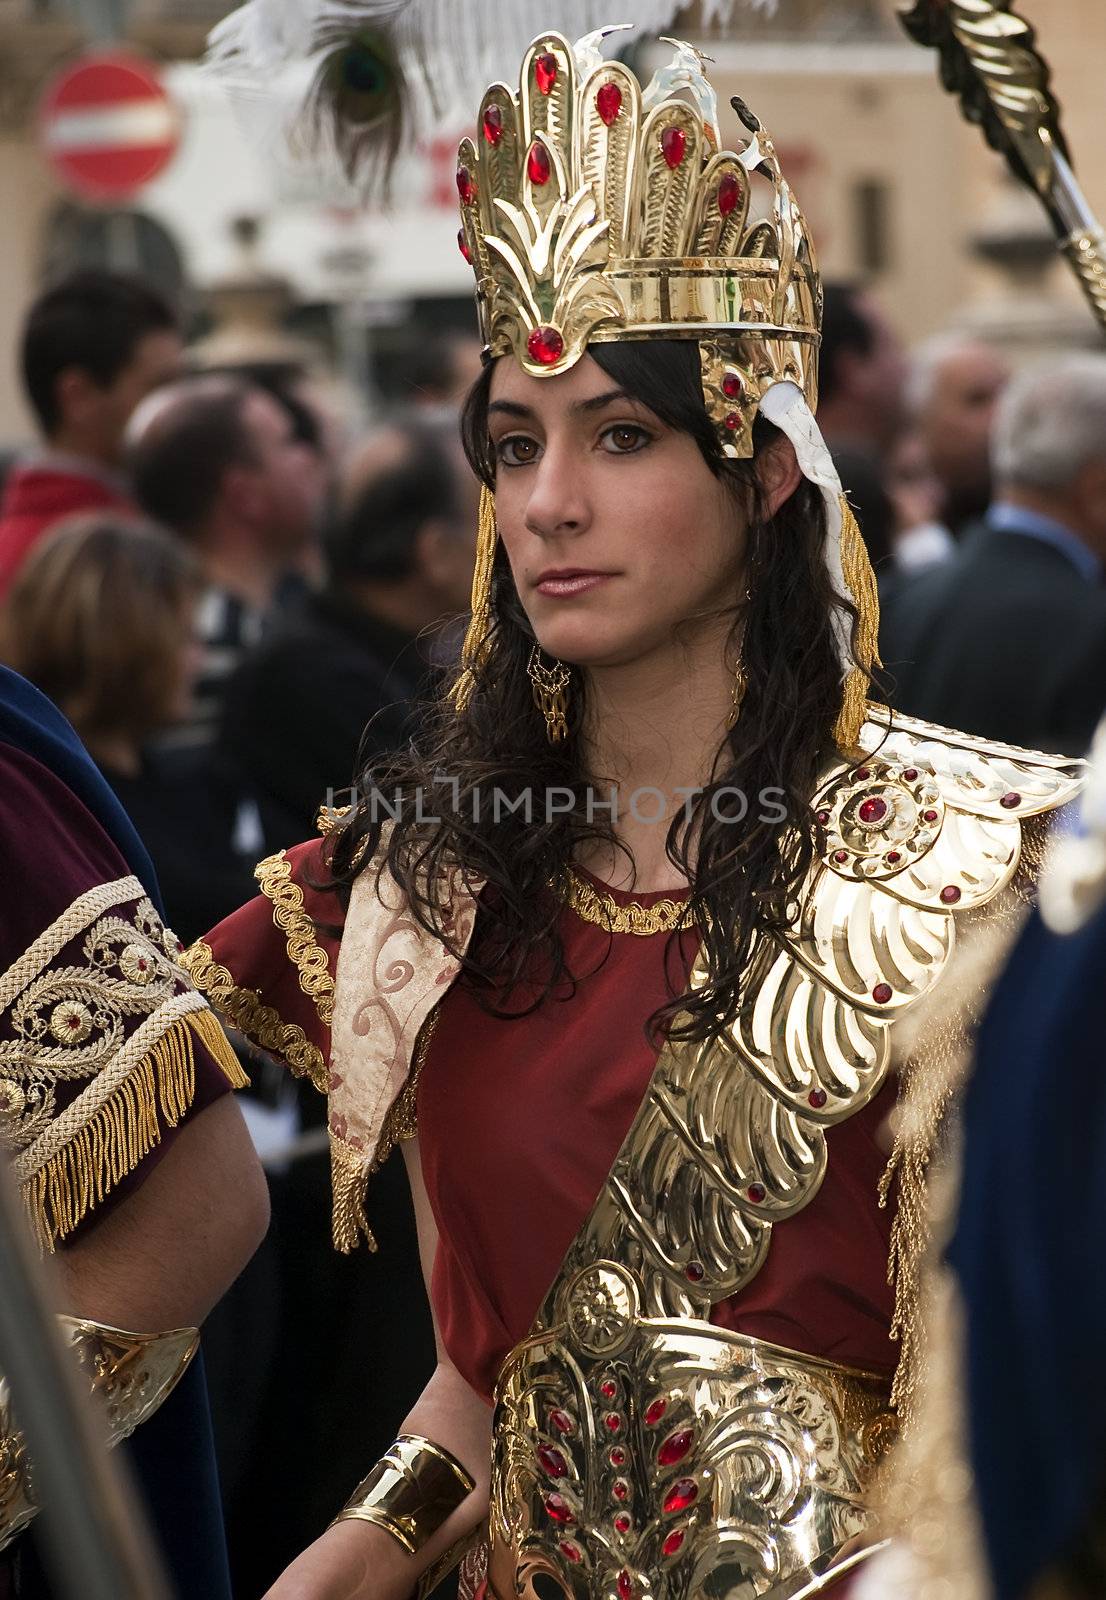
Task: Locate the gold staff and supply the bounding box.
[899,0,1106,331]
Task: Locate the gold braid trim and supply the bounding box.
[833,498,883,751]
[181,939,329,1094]
[879,813,1051,1424]
[20,1007,246,1254]
[330,1130,378,1254]
[373,1005,441,1172]
[255,851,336,1027]
[449,485,497,712]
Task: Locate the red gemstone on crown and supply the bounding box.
[663,1529,687,1557]
[940,885,962,904]
[599,1379,617,1400]
[614,1513,631,1535]
[609,1447,626,1467]
[535,51,559,94]
[808,1088,828,1109]
[544,1494,574,1524]
[597,83,623,125]
[612,1478,630,1501]
[559,1540,582,1564]
[747,1182,766,1204]
[1000,791,1022,809]
[482,104,503,145]
[903,768,918,781]
[617,1570,634,1600]
[537,1444,568,1478]
[858,796,888,825]
[717,173,740,216]
[527,326,564,366]
[685,1260,704,1283]
[661,126,687,168]
[923,808,939,823]
[872,983,893,1004]
[721,372,744,400]
[723,412,741,431]
[457,229,472,264]
[664,1479,699,1514]
[645,1398,668,1426]
[456,166,477,204]
[605,1413,622,1434]
[833,849,849,864]
[886,851,902,864]
[527,142,552,186]
[549,1409,575,1435]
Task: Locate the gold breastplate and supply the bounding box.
[487,1262,894,1600]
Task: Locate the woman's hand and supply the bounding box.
[264,1521,408,1600]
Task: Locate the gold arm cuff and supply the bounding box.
[0,1317,198,1554]
[332,1435,476,1555]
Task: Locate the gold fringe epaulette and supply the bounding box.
[20,1007,246,1253]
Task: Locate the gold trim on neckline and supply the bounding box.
[554,866,693,937]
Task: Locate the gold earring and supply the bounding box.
[728,656,748,729]
[528,647,571,743]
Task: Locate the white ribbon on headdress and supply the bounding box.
[758,380,853,685]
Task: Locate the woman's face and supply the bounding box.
[487,353,746,668]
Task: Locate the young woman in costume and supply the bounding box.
[187,32,1082,1600]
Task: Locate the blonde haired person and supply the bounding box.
[187,34,1082,1600]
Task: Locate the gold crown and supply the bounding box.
[457,31,821,457]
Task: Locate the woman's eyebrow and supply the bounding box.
[487,388,636,422]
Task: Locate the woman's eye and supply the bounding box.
[496,435,541,467]
[601,424,650,454]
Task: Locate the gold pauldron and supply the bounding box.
[334,1435,477,1554]
[487,1261,898,1600]
[0,1315,198,1554]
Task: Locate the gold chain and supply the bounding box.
[554,866,693,936]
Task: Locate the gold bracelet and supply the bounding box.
[332,1435,476,1555]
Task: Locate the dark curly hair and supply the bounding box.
[328,338,859,1043]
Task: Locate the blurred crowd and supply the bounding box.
[2,266,1105,1593]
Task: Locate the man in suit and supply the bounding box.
[881,353,1106,755]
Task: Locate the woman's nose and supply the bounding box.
[523,449,591,539]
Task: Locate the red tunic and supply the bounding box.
[417,871,896,1404]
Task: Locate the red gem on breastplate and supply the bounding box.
[903,768,918,781]
[663,1479,699,1514]
[1000,791,1022,809]
[872,983,893,1004]
[549,1409,575,1435]
[815,809,830,826]
[746,1182,766,1204]
[609,1447,626,1467]
[544,1494,574,1524]
[597,83,623,125]
[923,808,939,823]
[833,849,849,864]
[559,1540,582,1563]
[855,767,871,780]
[482,104,503,145]
[617,1570,634,1600]
[537,1444,568,1478]
[457,229,472,264]
[605,1413,622,1434]
[885,851,902,864]
[717,173,740,215]
[658,1428,694,1467]
[645,1398,668,1426]
[685,1260,705,1283]
[722,371,744,401]
[808,1088,828,1109]
[940,884,962,904]
[527,141,552,185]
[599,1378,617,1400]
[614,1513,631,1535]
[858,796,888,824]
[612,1478,630,1501]
[661,126,687,168]
[535,51,559,94]
[663,1529,687,1557]
[527,326,564,366]
[456,166,477,204]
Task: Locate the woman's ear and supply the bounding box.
[755,434,803,519]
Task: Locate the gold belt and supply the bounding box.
[485,1261,897,1600]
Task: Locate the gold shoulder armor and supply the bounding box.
[572,706,1084,1321]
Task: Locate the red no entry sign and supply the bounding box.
[38,51,182,202]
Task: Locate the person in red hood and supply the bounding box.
[0,269,182,595]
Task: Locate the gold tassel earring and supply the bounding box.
[728,656,748,730]
[528,648,571,743]
[450,484,498,712]
[832,496,883,750]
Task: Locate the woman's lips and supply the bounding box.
[534,571,613,597]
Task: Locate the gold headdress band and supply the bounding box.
[451,31,880,748]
